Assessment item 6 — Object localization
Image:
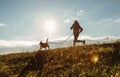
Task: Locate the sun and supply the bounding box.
[44,19,56,34]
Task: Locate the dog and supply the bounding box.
[39,38,49,50]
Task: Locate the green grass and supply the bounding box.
[0,42,120,77]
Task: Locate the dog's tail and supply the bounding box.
[46,38,48,43]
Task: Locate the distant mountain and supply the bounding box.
[0,36,120,54]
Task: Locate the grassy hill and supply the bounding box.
[0,42,120,77]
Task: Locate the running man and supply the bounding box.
[71,20,85,46]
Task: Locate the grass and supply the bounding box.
[0,42,120,77]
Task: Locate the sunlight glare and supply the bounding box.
[90,53,99,64]
[44,19,56,34]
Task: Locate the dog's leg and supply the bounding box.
[48,45,49,50]
[40,46,42,50]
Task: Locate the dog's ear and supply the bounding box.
[46,38,48,43]
[41,41,43,43]
[39,41,42,45]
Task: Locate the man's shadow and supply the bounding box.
[18,50,47,77]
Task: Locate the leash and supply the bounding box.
[49,33,73,47]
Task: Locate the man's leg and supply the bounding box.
[76,39,85,45]
[83,40,85,45]
[73,32,79,46]
[75,32,85,45]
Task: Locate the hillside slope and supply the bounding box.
[0,43,120,77]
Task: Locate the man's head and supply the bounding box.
[74,20,78,23]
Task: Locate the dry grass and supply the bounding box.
[0,42,120,77]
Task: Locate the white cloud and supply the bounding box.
[71,17,77,20]
[64,17,78,24]
[0,35,119,48]
[96,18,120,25]
[97,18,113,24]
[114,18,120,23]
[76,10,84,16]
[53,35,120,41]
[64,19,70,23]
[0,40,38,48]
[0,23,6,27]
[64,10,85,24]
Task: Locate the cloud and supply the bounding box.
[97,18,113,24]
[0,40,38,48]
[76,10,85,16]
[0,35,119,48]
[64,19,70,23]
[64,10,85,24]
[96,18,120,26]
[114,18,120,23]
[0,23,6,27]
[58,35,120,40]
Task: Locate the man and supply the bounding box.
[71,20,85,46]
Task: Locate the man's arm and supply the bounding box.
[79,27,83,33]
[70,24,74,30]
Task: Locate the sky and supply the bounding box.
[0,0,120,42]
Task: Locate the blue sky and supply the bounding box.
[0,0,120,41]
